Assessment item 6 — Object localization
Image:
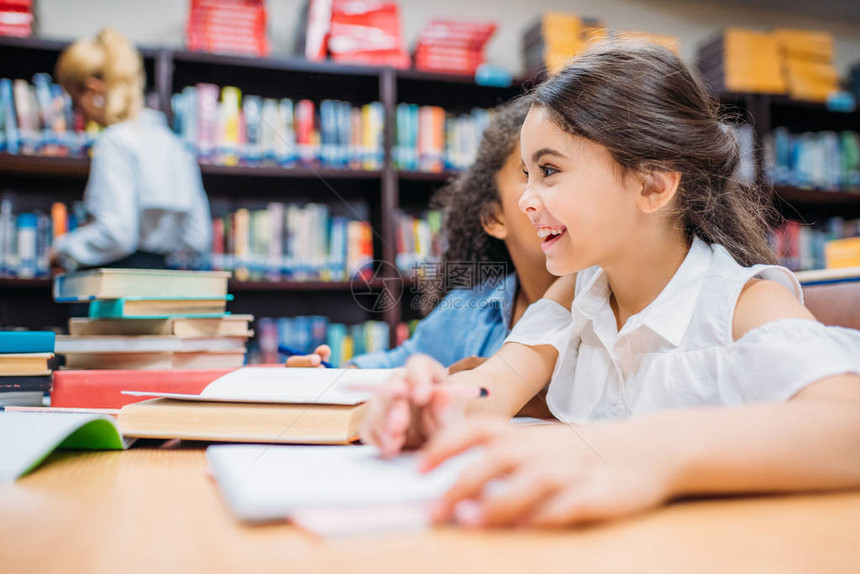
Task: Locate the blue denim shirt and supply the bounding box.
[350,273,517,369]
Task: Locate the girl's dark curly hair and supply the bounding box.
[431,96,532,287]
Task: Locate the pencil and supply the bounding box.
[345,383,489,398]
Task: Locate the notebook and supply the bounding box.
[206,444,480,528]
[0,412,125,481]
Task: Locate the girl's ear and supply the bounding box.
[636,170,682,214]
[84,76,105,96]
[481,205,508,240]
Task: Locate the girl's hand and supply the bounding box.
[360,354,463,458]
[420,417,681,528]
[285,345,332,368]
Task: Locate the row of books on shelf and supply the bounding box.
[210,204,444,281]
[0,76,96,156]
[772,217,860,271]
[764,129,860,191]
[211,203,374,282]
[393,104,490,172]
[171,85,384,169]
[251,316,391,367]
[0,198,444,281]
[0,199,84,278]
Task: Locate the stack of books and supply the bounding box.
[53,269,252,370]
[325,1,410,68]
[0,0,33,38]
[0,331,54,407]
[773,28,839,103]
[614,31,680,55]
[412,20,496,76]
[171,85,384,170]
[186,0,269,57]
[522,12,606,77]
[697,28,787,95]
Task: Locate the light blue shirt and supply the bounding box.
[351,273,518,369]
[54,109,211,270]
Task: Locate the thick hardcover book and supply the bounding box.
[87,296,232,319]
[68,315,253,337]
[53,268,231,301]
[51,368,237,408]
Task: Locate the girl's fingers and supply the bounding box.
[432,447,518,521]
[524,486,598,528]
[477,469,565,527]
[313,345,332,362]
[419,418,505,472]
[285,355,318,367]
[404,355,448,405]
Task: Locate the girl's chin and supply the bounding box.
[545,257,577,276]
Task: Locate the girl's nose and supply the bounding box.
[518,183,540,214]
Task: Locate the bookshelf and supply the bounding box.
[0,36,517,342]
[3,34,854,339]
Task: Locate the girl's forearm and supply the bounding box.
[582,384,860,498]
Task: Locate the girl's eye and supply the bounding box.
[540,165,558,178]
[521,167,529,177]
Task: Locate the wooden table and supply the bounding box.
[2,443,859,574]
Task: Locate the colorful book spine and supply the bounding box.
[395,210,444,272]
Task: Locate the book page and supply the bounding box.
[206,444,479,524]
[0,413,125,481]
[124,367,399,405]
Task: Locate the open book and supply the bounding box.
[118,367,398,444]
[206,444,480,535]
[0,412,125,481]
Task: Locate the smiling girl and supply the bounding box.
[360,40,860,527]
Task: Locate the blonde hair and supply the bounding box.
[55,28,145,125]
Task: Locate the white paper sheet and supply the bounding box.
[206,444,479,527]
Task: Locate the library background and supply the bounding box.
[0,0,859,370]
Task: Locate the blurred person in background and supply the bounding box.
[51,27,210,271]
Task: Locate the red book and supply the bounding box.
[51,369,235,408]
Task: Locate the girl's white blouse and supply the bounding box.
[506,237,860,423]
